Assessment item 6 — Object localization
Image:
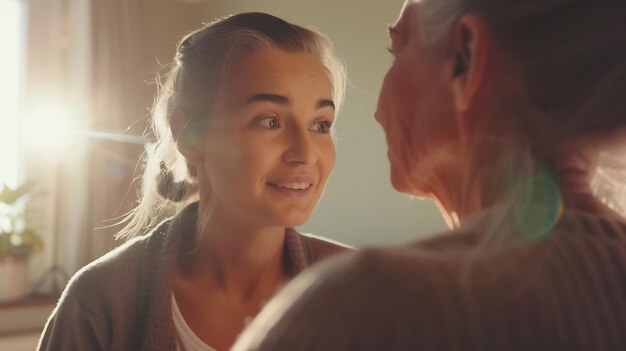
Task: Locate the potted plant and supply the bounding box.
[0,181,44,302]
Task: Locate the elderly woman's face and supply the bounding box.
[198,49,336,228]
[376,2,458,197]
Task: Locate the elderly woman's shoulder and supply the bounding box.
[305,243,457,292]
[305,229,528,296]
[314,210,626,299]
[242,246,466,349]
[338,226,484,271]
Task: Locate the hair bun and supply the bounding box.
[156,161,191,202]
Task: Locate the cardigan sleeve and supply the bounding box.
[36,232,151,351]
[37,267,112,351]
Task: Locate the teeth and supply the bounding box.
[280,182,311,190]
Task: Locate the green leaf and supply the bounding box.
[0,181,37,206]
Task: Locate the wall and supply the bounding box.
[190,0,448,246]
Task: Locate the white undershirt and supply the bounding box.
[172,294,217,351]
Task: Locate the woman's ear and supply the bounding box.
[170,111,203,166]
[449,14,490,113]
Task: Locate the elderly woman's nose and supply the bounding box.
[374,111,381,123]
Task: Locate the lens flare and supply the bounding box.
[512,173,564,241]
[21,98,79,155]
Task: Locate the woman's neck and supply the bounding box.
[431,143,607,227]
[429,140,530,227]
[176,200,289,300]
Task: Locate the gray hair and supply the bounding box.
[117,12,346,239]
[417,0,626,217]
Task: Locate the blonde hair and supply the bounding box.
[117,12,346,239]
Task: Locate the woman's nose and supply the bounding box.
[282,129,317,165]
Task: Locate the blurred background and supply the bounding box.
[0,0,445,348]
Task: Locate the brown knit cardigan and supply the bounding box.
[37,203,350,351]
[234,210,626,351]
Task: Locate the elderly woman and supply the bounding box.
[232,0,626,350]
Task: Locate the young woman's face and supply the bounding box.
[199,49,336,228]
[376,2,458,197]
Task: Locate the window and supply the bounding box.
[0,0,25,189]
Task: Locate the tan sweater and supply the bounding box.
[37,203,350,351]
[234,210,626,351]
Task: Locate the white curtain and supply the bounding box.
[23,0,92,291]
[23,0,212,294]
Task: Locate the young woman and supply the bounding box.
[233,1,626,350]
[38,12,349,351]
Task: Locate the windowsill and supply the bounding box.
[0,295,56,336]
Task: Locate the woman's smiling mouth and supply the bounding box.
[267,176,315,198]
[276,182,312,190]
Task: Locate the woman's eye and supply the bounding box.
[257,117,281,129]
[311,121,332,134]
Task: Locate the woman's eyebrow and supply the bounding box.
[245,93,289,106]
[317,99,335,111]
[245,94,334,111]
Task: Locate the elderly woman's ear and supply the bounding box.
[449,14,491,113]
